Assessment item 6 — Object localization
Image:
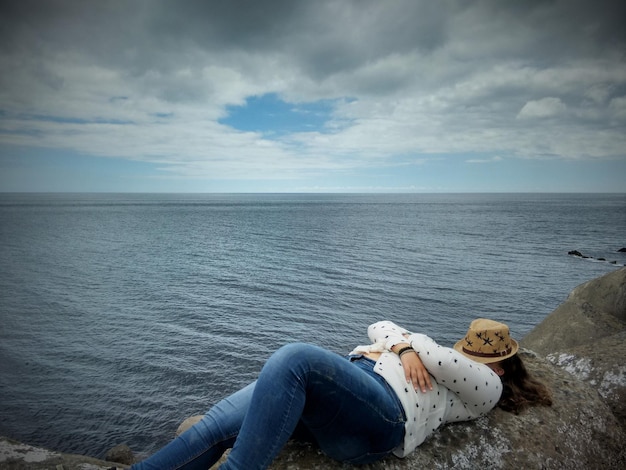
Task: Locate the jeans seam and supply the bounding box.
[171,430,238,470]
[255,373,301,468]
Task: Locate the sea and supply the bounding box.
[0,192,624,461]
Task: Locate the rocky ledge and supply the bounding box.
[0,437,123,469]
[2,267,625,469]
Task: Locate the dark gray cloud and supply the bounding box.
[1,0,623,83]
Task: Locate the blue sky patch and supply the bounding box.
[219,93,336,136]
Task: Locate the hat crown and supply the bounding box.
[457,318,518,363]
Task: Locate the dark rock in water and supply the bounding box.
[568,250,590,258]
[568,249,625,265]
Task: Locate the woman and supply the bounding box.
[130,318,551,469]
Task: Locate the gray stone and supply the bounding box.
[176,415,203,436]
[0,435,129,469]
[105,443,135,465]
[522,267,626,429]
[522,267,626,353]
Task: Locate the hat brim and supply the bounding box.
[453,338,519,364]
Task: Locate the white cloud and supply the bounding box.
[466,156,503,164]
[517,97,567,119]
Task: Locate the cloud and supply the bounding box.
[609,96,626,120]
[0,0,625,184]
[517,97,567,119]
[466,156,503,164]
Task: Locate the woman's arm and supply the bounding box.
[368,321,433,393]
[367,320,412,349]
[409,334,502,417]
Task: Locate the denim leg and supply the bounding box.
[306,356,406,464]
[220,343,405,470]
[131,382,255,470]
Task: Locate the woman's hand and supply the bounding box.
[392,343,433,393]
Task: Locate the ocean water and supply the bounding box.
[0,192,624,460]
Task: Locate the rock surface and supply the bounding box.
[2,268,626,469]
[0,435,128,469]
[522,266,626,429]
[105,444,134,466]
[522,267,625,352]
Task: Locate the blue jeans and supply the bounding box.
[132,343,406,470]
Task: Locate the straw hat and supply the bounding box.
[453,318,519,363]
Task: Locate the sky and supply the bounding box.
[0,0,625,193]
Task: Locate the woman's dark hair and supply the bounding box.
[497,354,552,414]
